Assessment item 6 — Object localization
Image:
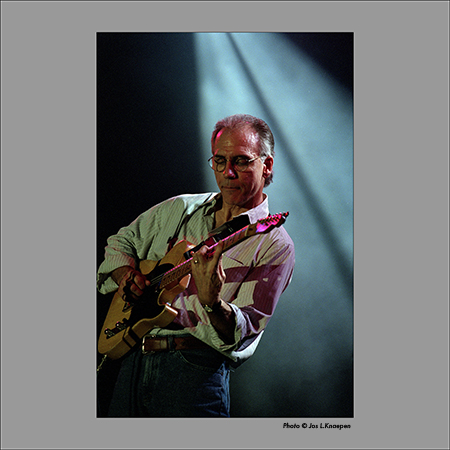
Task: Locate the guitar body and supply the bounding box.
[98,240,193,360]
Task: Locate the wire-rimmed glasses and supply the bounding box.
[208,155,262,173]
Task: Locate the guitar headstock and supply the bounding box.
[255,212,289,234]
[208,211,290,254]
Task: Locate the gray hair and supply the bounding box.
[211,114,275,186]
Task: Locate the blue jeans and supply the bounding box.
[107,346,231,417]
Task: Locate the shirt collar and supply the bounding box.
[243,193,270,223]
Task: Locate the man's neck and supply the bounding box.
[213,194,265,229]
[214,206,246,229]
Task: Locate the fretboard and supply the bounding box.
[160,224,252,289]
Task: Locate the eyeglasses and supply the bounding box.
[208,155,262,173]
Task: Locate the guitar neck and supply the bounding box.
[160,223,256,289]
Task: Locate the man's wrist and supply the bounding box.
[201,299,223,313]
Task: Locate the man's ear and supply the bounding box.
[263,155,274,178]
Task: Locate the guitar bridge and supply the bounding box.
[104,318,129,339]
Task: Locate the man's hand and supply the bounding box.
[112,266,150,303]
[191,241,236,344]
[191,241,225,308]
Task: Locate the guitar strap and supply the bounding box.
[183,214,250,259]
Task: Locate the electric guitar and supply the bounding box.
[98,212,289,360]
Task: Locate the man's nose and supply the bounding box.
[223,160,238,178]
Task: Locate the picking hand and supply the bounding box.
[116,267,151,303]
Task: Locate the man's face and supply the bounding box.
[211,126,273,210]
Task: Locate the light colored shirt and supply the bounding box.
[97,192,295,365]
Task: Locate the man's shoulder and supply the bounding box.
[163,192,217,213]
[153,192,214,208]
[264,222,294,248]
[173,192,217,204]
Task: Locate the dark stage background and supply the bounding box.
[97,32,353,417]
